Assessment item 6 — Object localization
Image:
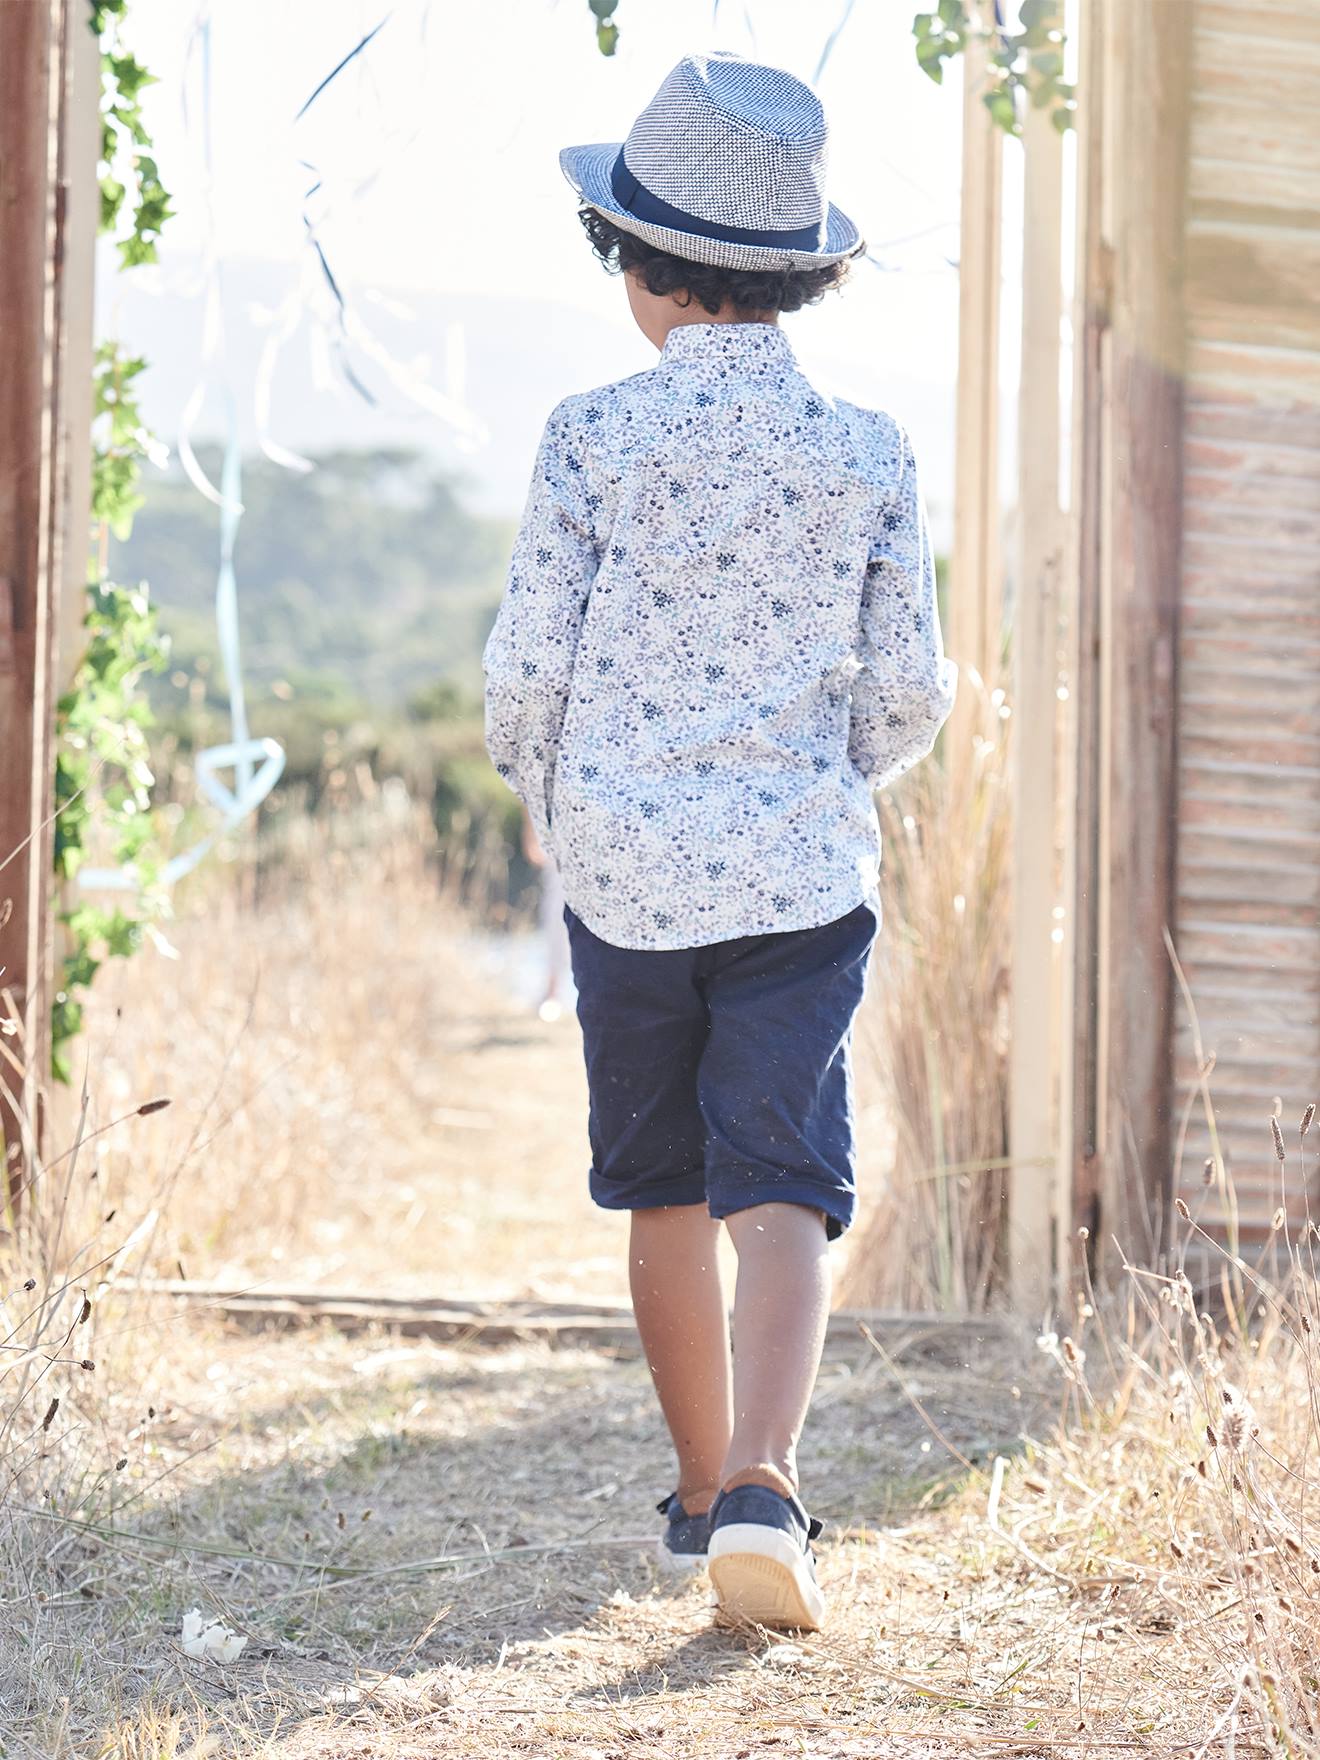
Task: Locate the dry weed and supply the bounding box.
[843,670,1012,1312]
[55,795,613,1302]
[982,1113,1320,1756]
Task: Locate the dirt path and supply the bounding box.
[18,1313,1054,1759]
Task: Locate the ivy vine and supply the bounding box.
[587,0,619,57]
[52,582,169,1081]
[584,1,1075,137]
[90,0,174,265]
[913,1,1075,135]
[51,3,175,1081]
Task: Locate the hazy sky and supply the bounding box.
[107,0,1032,521]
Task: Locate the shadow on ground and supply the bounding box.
[9,1322,1047,1756]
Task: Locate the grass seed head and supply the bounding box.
[1301,1102,1315,1136]
[1220,1387,1257,1453]
[1271,1116,1286,1161]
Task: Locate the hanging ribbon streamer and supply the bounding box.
[83,0,483,892]
[247,1,484,467]
[290,5,485,447]
[81,9,284,893]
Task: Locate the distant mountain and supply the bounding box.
[100,255,956,542]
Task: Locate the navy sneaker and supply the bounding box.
[655,1492,712,1572]
[707,1482,826,1630]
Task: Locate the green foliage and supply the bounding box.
[52,584,169,1082]
[91,341,151,539]
[51,3,174,1079]
[588,0,619,56]
[92,0,174,266]
[913,0,1076,135]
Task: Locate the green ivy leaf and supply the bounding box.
[983,85,1019,134]
[53,566,169,1077]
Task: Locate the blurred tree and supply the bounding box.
[111,448,513,712]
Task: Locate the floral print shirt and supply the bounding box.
[483,321,956,951]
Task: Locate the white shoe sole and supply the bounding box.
[655,1535,708,1575]
[707,1523,825,1631]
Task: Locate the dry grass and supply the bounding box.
[49,799,621,1304]
[3,798,1318,1757]
[5,1263,1317,1759]
[843,672,1012,1312]
[0,1314,1047,1759]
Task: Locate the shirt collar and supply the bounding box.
[659,322,797,371]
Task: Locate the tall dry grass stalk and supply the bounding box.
[841,668,1012,1312]
[1002,1114,1320,1756]
[0,1003,176,1645]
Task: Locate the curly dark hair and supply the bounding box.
[578,207,855,316]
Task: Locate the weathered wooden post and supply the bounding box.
[1008,1,1068,1313]
[948,0,1005,710]
[0,0,91,1205]
[1064,0,1190,1274]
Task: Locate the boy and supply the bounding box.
[484,53,956,1631]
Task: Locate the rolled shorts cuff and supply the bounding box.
[588,1165,709,1213]
[706,1167,856,1242]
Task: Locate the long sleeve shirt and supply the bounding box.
[483,321,957,951]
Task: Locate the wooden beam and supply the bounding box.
[133,1281,1030,1365]
[56,5,100,690]
[949,4,1005,715]
[0,0,69,1202]
[1059,0,1106,1293]
[1068,0,1191,1272]
[1008,5,1067,1315]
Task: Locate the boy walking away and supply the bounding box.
[484,53,956,1631]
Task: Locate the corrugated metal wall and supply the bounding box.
[1173,0,1320,1239]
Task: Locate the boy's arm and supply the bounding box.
[483,405,598,848]
[849,423,958,790]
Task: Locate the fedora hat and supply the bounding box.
[560,52,863,273]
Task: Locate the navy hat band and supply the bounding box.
[610,150,825,254]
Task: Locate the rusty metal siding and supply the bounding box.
[1172,0,1320,1238]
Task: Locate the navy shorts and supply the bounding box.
[564,901,879,1240]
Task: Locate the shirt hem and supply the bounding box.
[560,879,881,952]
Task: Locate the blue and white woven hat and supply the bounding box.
[560,53,862,273]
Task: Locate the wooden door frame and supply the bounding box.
[1063,0,1192,1276]
[0,0,96,1205]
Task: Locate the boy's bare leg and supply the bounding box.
[721,1202,831,1493]
[629,1204,733,1515]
